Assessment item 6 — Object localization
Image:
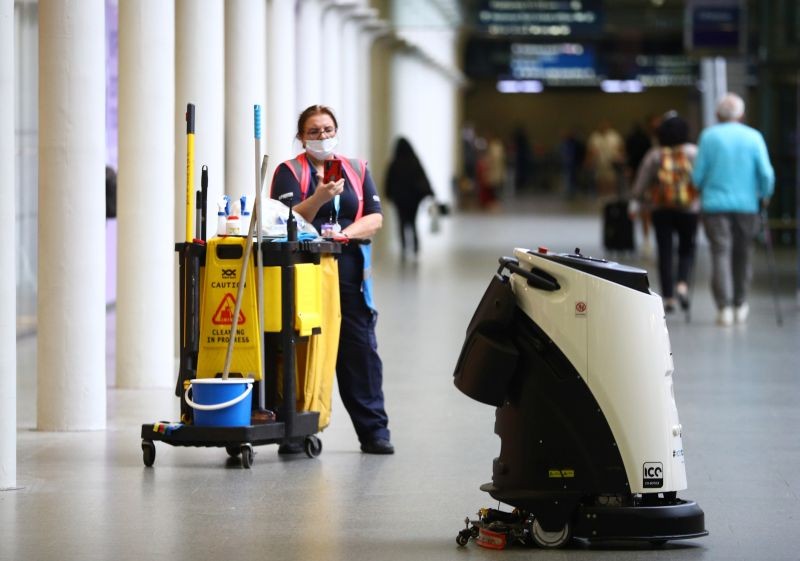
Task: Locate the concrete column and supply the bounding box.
[0,0,16,489]
[355,15,385,160]
[116,0,175,388]
[319,2,353,119]
[368,29,392,172]
[338,5,361,156]
[700,57,727,128]
[267,0,297,176]
[296,0,324,111]
[38,0,106,430]
[389,0,462,213]
[390,42,461,218]
[175,0,225,245]
[226,0,266,201]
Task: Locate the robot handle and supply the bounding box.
[498,256,560,292]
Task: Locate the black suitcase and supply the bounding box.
[603,200,635,251]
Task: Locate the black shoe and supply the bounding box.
[676,283,690,311]
[360,438,394,455]
[277,441,304,455]
[677,292,690,311]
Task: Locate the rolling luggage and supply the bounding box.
[603,199,635,251]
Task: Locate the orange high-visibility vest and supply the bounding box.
[272,152,376,310]
[274,153,367,220]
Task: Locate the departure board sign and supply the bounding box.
[510,43,597,84]
[685,0,746,54]
[634,55,697,87]
[466,38,699,88]
[476,0,603,37]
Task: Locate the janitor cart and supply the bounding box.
[140,103,341,468]
[141,237,340,468]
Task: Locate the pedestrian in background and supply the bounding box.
[692,93,775,326]
[626,113,661,256]
[476,134,506,211]
[385,137,433,261]
[629,113,699,313]
[587,119,625,196]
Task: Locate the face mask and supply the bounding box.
[305,136,338,160]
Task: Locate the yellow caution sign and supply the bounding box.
[197,237,262,380]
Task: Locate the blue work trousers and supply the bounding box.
[336,249,390,443]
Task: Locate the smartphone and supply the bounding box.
[323,159,343,183]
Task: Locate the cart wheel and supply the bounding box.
[240,444,254,469]
[142,440,156,467]
[530,519,571,548]
[456,530,471,546]
[304,435,322,458]
[226,445,242,458]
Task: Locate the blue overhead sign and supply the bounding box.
[510,43,597,84]
[685,0,746,54]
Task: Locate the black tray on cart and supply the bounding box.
[141,410,321,468]
[140,238,341,469]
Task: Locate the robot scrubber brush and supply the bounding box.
[454,247,707,549]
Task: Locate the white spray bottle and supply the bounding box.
[216,195,228,237]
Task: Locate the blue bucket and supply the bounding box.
[185,379,254,427]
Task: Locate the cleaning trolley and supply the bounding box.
[453,247,708,548]
[140,104,340,468]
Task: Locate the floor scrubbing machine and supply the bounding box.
[454,247,708,549]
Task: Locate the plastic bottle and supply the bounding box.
[216,196,227,237]
[239,195,250,235]
[226,200,241,235]
[226,215,241,235]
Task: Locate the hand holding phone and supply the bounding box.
[323,159,343,184]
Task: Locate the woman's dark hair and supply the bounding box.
[393,137,417,163]
[296,105,338,140]
[657,113,689,147]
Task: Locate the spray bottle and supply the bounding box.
[240,194,251,236]
[226,199,241,235]
[216,196,228,237]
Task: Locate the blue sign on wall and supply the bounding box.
[685,0,746,54]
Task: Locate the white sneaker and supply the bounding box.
[641,242,654,261]
[735,303,749,324]
[717,307,734,327]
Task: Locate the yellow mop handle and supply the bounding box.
[185,103,196,243]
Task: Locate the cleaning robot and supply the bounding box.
[454,247,707,549]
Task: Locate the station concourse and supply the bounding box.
[4,1,800,559]
[7,193,799,561]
